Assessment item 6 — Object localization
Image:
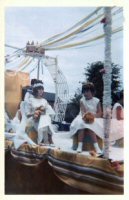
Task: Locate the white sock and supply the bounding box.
[94,143,102,154]
[76,142,83,153]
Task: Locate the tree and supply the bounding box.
[64,88,81,123]
[64,61,122,123]
[70,88,82,106]
[84,61,122,105]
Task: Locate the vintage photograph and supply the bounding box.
[4,6,124,195]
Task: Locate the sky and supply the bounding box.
[5,7,123,99]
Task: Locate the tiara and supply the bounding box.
[33,83,44,88]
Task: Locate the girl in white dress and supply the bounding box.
[25,82,55,145]
[70,82,103,153]
[112,90,124,120]
[24,78,37,102]
[111,90,124,143]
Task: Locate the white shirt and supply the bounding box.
[80,96,100,115]
[112,103,123,119]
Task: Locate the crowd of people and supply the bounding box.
[5,80,124,154]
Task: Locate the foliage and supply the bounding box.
[70,88,82,106]
[65,61,122,122]
[65,88,81,122]
[84,61,122,105]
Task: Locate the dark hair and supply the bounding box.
[119,90,123,99]
[31,79,37,86]
[82,82,95,94]
[33,86,44,97]
[116,90,123,101]
[33,80,44,97]
[114,90,124,103]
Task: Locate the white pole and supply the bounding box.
[54,57,59,121]
[103,7,112,158]
[37,58,41,80]
[55,57,58,102]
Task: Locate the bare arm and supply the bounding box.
[80,100,87,116]
[116,106,124,120]
[95,102,102,118]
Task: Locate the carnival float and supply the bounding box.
[5,7,124,194]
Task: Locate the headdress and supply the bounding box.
[33,83,44,88]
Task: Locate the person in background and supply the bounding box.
[112,90,124,120]
[24,78,38,102]
[5,111,14,132]
[70,82,103,154]
[110,90,124,146]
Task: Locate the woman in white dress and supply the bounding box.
[24,78,37,102]
[111,90,124,143]
[112,90,124,120]
[70,82,103,153]
[25,82,55,145]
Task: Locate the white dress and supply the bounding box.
[70,96,104,139]
[5,102,36,149]
[112,103,123,119]
[26,97,55,144]
[24,92,33,102]
[11,101,28,132]
[70,97,124,142]
[110,103,124,141]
